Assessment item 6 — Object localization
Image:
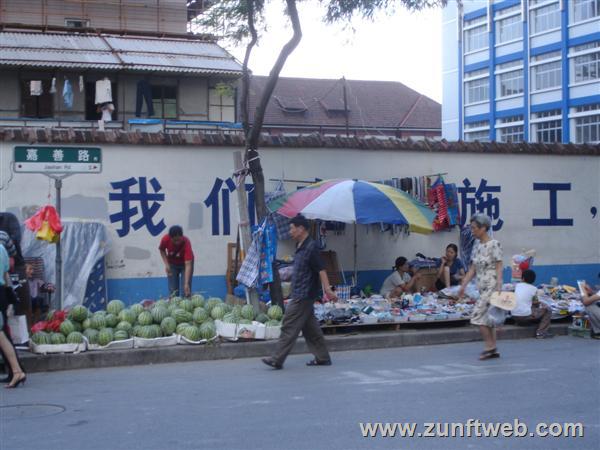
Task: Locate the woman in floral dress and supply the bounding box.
[458,214,504,360]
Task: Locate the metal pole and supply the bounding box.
[55,178,62,309]
[353,222,357,286]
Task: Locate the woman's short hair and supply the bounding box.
[394,256,407,270]
[470,213,492,231]
[446,243,458,253]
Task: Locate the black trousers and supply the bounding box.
[0,287,22,378]
[271,299,330,366]
[135,80,155,117]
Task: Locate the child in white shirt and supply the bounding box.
[511,269,553,339]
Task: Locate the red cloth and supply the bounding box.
[159,235,194,266]
[24,205,63,233]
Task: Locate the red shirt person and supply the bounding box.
[159,225,194,297]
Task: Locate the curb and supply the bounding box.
[18,323,569,373]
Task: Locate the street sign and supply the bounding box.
[13,146,102,174]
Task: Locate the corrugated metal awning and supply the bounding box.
[0,31,242,75]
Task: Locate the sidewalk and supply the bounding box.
[16,323,570,373]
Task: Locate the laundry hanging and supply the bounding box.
[63,79,73,109]
[30,80,43,96]
[50,77,57,94]
[95,78,112,104]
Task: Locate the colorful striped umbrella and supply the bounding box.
[269,179,435,234]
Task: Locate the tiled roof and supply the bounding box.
[0,127,598,155]
[246,76,442,131]
[0,31,243,75]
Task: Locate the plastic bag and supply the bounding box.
[487,306,507,327]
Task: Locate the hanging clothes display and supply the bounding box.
[100,103,114,122]
[95,78,112,104]
[258,221,277,285]
[444,182,460,226]
[30,80,43,96]
[428,177,451,231]
[135,79,154,117]
[50,77,57,94]
[24,205,63,244]
[63,79,73,109]
[79,75,84,93]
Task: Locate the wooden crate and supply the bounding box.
[413,267,439,292]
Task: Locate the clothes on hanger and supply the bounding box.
[79,75,84,93]
[30,80,43,96]
[50,77,57,94]
[95,79,112,104]
[62,79,73,109]
[100,103,114,122]
[135,79,155,117]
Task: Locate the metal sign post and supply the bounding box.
[13,146,102,309]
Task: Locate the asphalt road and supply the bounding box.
[1,336,598,450]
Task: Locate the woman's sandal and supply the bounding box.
[479,349,500,360]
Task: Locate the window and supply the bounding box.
[572,0,600,22]
[496,10,522,44]
[497,115,524,142]
[465,77,489,104]
[530,3,561,34]
[532,110,562,143]
[496,68,524,97]
[532,53,562,90]
[208,83,236,122]
[65,18,90,28]
[573,104,600,143]
[464,17,488,53]
[151,85,177,119]
[20,79,53,118]
[575,114,600,143]
[464,130,490,141]
[571,43,600,83]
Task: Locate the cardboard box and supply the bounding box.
[413,267,439,292]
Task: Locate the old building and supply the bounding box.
[0,0,242,131]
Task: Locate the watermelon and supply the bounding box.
[98,328,114,346]
[150,324,162,337]
[192,307,209,324]
[83,328,99,344]
[151,307,169,324]
[154,299,169,309]
[267,305,283,321]
[140,325,159,339]
[114,330,129,341]
[190,294,205,308]
[171,296,183,303]
[46,310,56,321]
[222,313,237,324]
[222,303,233,314]
[107,299,125,315]
[180,299,194,313]
[69,305,89,322]
[72,321,83,332]
[82,318,92,330]
[176,322,191,335]
[266,320,281,327]
[205,298,223,313]
[137,311,153,326]
[132,325,142,337]
[105,313,118,328]
[60,319,76,336]
[91,314,107,330]
[241,305,256,321]
[130,303,144,315]
[182,325,201,341]
[32,331,51,345]
[199,321,216,340]
[256,313,269,324]
[160,317,177,336]
[117,309,135,325]
[50,333,66,345]
[210,305,226,321]
[116,321,133,333]
[172,308,193,324]
[66,331,84,344]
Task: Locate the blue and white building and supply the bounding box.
[442,0,600,143]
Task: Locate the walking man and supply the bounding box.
[262,214,337,370]
[159,225,194,297]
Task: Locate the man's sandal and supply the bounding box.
[306,359,332,366]
[479,349,500,360]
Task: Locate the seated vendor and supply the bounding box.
[581,281,600,340]
[435,243,465,291]
[511,269,553,339]
[380,257,420,298]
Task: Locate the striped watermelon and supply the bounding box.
[176,322,191,335]
[83,328,99,344]
[118,309,137,325]
[66,331,84,344]
[199,321,216,340]
[105,313,119,328]
[98,328,114,346]
[256,313,269,324]
[72,321,83,332]
[107,299,125,315]
[114,330,129,340]
[82,318,92,330]
[139,325,156,339]
[60,319,76,336]
[130,303,145,315]
[267,305,283,321]
[69,305,89,322]
[180,299,194,313]
[160,316,177,335]
[32,331,51,345]
[172,308,193,324]
[151,307,169,324]
[241,305,256,321]
[191,294,205,308]
[154,299,169,309]
[222,313,237,324]
[205,298,223,313]
[181,325,201,341]
[150,324,162,337]
[116,321,133,333]
[137,311,153,326]
[192,307,209,324]
[50,333,66,344]
[210,305,226,320]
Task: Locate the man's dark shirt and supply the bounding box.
[291,237,325,301]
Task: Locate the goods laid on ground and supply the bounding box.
[28,296,282,354]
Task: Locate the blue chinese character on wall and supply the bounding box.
[204,177,256,236]
[532,183,573,226]
[458,178,504,231]
[109,176,166,237]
